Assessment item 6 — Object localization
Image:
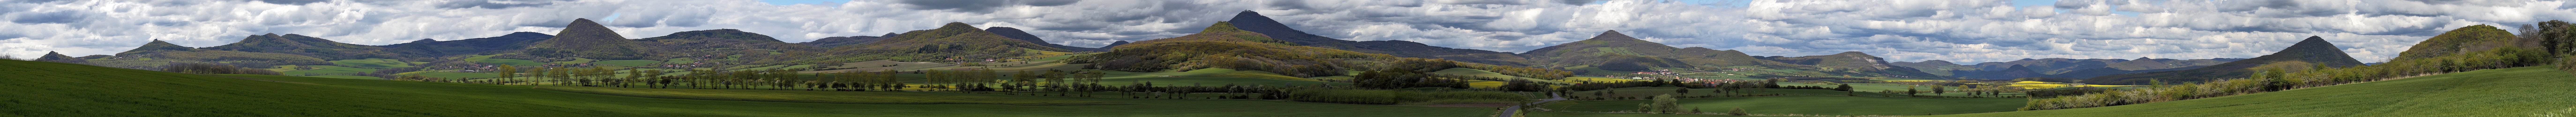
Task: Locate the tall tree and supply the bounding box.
[496,64,518,84]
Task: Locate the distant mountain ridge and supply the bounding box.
[801,33,894,47]
[986,27,1106,52]
[2083,36,2364,84]
[1891,57,2234,79]
[382,32,554,56]
[1224,11,1530,66]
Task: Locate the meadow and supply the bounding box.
[1546,95,2027,116]
[1925,66,2576,116]
[0,59,1505,116]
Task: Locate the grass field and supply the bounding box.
[328,58,412,69]
[537,86,1130,105]
[412,72,499,79]
[302,75,381,79]
[0,59,1499,116]
[1778,82,1962,93]
[592,60,660,67]
[477,58,542,66]
[1547,95,2027,116]
[282,65,377,76]
[1429,68,1568,84]
[1525,111,1763,117]
[1569,87,1924,98]
[1926,66,2576,117]
[551,58,595,64]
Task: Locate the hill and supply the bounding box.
[380,32,554,56]
[2082,36,2363,84]
[1896,58,2229,79]
[1224,10,1532,66]
[800,33,893,47]
[1078,21,1379,77]
[1753,51,1936,76]
[524,18,650,60]
[114,39,200,56]
[1927,67,2576,116]
[198,33,399,60]
[2394,24,2531,60]
[817,22,1074,62]
[636,29,819,55]
[1100,40,1130,48]
[987,27,1106,52]
[0,59,1497,116]
[641,29,783,43]
[32,51,84,63]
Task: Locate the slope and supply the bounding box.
[987,27,1105,52]
[1926,67,2576,117]
[0,59,1498,116]
[1077,21,1375,77]
[525,18,649,60]
[381,32,554,56]
[2394,24,2529,60]
[800,33,893,47]
[2082,36,2362,84]
[198,33,399,60]
[114,39,199,56]
[1225,10,1531,66]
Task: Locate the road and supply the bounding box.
[1497,92,1567,117]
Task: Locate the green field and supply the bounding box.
[412,72,499,79]
[1085,68,1351,86]
[477,58,542,66]
[664,58,700,64]
[0,59,1498,116]
[1778,82,1964,93]
[282,65,377,76]
[1927,67,2576,117]
[1428,68,1568,84]
[329,58,413,69]
[537,86,1131,105]
[1525,111,1762,117]
[1548,95,2027,116]
[551,58,596,64]
[1569,87,1923,97]
[302,75,382,79]
[592,60,660,67]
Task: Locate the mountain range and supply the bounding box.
[63,10,2430,85]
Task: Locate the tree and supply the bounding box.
[1650,94,1679,113]
[496,64,518,83]
[1674,87,1690,95]
[1728,107,1748,115]
[1836,84,1854,96]
[1906,85,1919,97]
[1932,84,1946,95]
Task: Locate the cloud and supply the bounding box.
[5,0,2573,64]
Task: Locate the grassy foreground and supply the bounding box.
[1545,95,2026,116]
[1926,66,2576,117]
[0,60,1494,116]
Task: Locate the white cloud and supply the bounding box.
[4,0,2571,63]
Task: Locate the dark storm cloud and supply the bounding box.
[8,11,85,24]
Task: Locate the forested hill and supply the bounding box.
[1223,11,1530,66]
[2395,24,2533,60]
[524,18,649,60]
[2083,36,2364,84]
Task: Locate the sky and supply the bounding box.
[4,0,2575,63]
